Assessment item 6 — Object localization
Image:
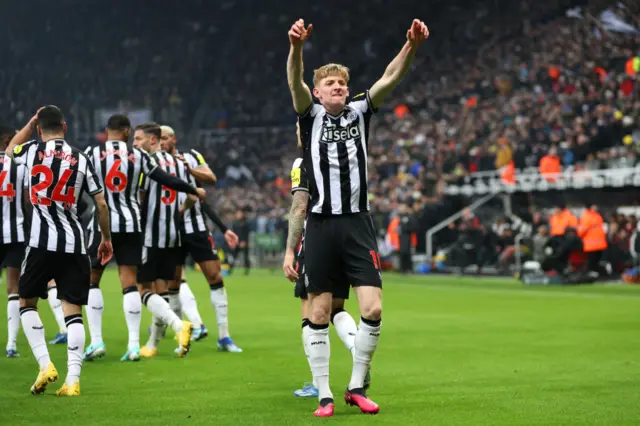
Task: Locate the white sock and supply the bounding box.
[168,290,182,318]
[303,323,332,401]
[86,287,104,346]
[65,317,85,385]
[348,318,381,390]
[144,293,183,334]
[146,315,166,350]
[47,287,67,333]
[7,295,19,351]
[301,321,317,388]
[20,308,51,370]
[179,282,203,329]
[332,310,357,359]
[122,289,141,349]
[209,285,229,339]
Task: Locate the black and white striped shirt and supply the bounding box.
[12,139,103,254]
[141,150,189,248]
[85,141,158,233]
[0,152,27,244]
[299,91,376,215]
[176,149,207,235]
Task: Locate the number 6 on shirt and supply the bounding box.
[31,164,76,206]
[105,159,128,192]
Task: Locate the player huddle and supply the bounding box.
[2,108,241,396]
[2,17,429,417]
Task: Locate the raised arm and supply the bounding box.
[287,19,314,115]
[369,19,429,110]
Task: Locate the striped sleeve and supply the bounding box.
[140,149,158,175]
[290,158,309,194]
[189,149,208,168]
[83,157,103,196]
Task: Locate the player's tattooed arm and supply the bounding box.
[286,191,309,250]
[369,19,429,110]
[287,19,313,115]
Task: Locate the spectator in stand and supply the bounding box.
[539,146,562,182]
[532,225,550,263]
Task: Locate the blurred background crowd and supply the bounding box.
[1,0,639,278]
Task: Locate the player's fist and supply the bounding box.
[224,230,239,249]
[282,249,299,282]
[288,19,313,46]
[195,188,207,201]
[406,19,429,46]
[98,239,113,266]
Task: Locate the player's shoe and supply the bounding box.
[120,347,141,362]
[56,382,80,396]
[217,337,242,352]
[364,369,371,391]
[345,388,379,414]
[30,362,59,395]
[175,321,193,358]
[293,382,319,397]
[6,349,19,358]
[191,325,209,341]
[314,398,335,417]
[82,342,106,361]
[140,346,158,358]
[49,332,67,344]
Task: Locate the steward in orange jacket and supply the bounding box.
[578,205,608,274]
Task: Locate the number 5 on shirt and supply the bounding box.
[31,164,76,207]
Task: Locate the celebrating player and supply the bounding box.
[282,122,367,398]
[7,106,114,396]
[159,125,242,352]
[81,115,204,362]
[286,18,429,416]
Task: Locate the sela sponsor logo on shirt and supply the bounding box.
[320,122,361,143]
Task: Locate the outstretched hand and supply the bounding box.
[288,19,313,46]
[406,19,429,46]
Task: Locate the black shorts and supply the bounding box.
[303,213,382,295]
[180,232,219,265]
[113,233,143,266]
[0,243,25,269]
[19,247,91,305]
[293,247,349,300]
[137,247,180,282]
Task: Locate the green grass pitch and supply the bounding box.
[0,269,639,425]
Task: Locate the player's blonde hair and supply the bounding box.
[313,63,350,87]
[160,125,175,138]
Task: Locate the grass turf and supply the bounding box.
[0,269,638,425]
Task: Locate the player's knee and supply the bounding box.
[310,308,330,324]
[361,303,382,321]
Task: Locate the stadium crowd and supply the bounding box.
[1,0,639,266]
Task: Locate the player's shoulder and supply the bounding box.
[299,102,325,119]
[12,139,38,157]
[348,90,377,114]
